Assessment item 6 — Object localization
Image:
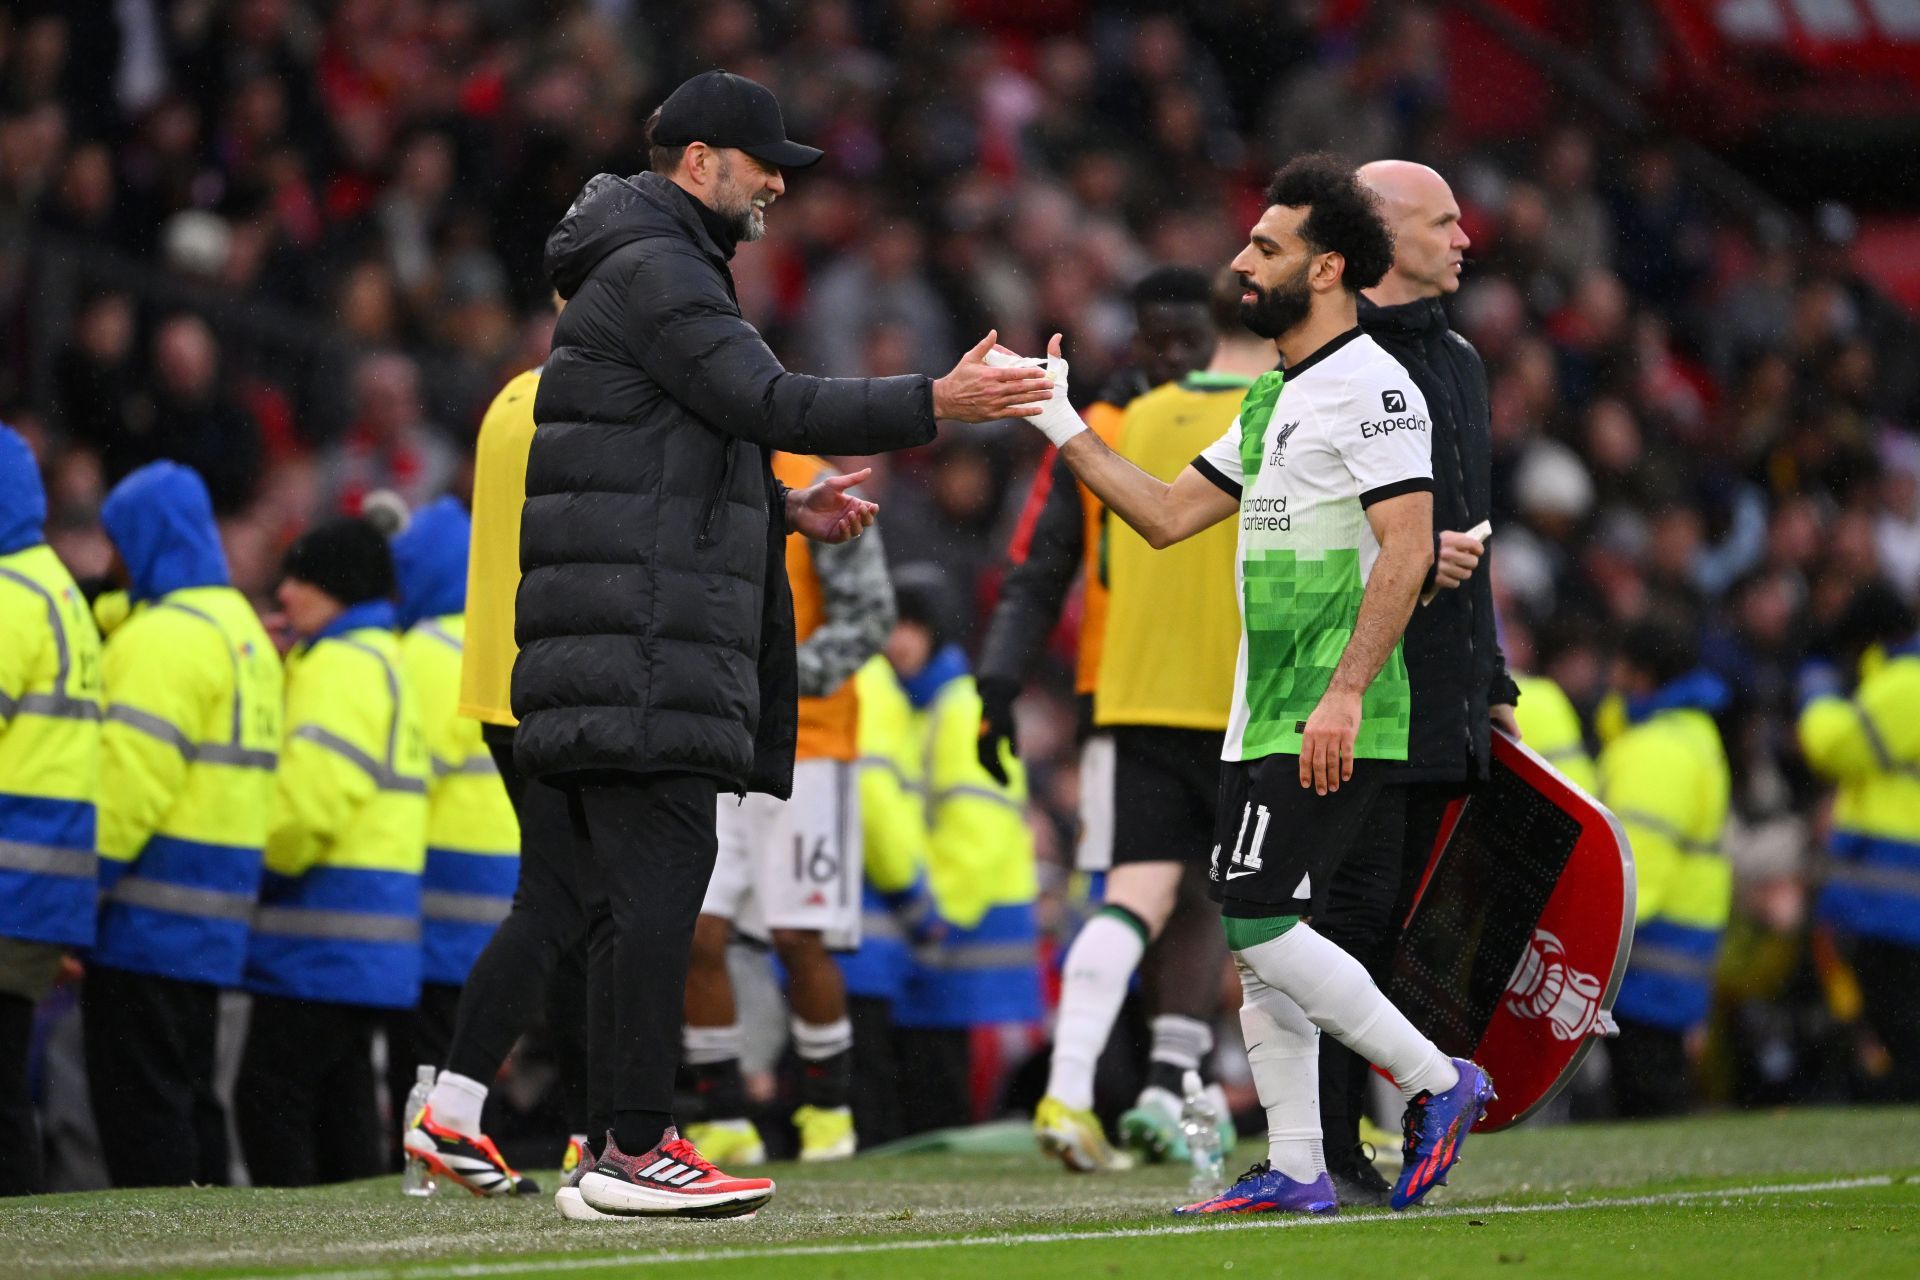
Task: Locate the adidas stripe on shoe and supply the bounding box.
[402,1105,536,1198]
[577,1127,774,1219]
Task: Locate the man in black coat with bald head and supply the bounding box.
[1311,159,1520,1206]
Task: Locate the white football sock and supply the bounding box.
[1236,955,1324,1183]
[790,1016,854,1061]
[683,1021,744,1066]
[1044,908,1148,1111]
[427,1070,488,1138]
[1149,1014,1214,1079]
[1235,922,1458,1100]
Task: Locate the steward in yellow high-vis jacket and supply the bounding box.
[236,517,428,1187]
[395,498,517,990]
[390,497,518,1099]
[86,461,282,1189]
[1596,621,1731,1117]
[0,423,101,1197]
[841,654,932,1015]
[1513,673,1595,793]
[682,452,890,1165]
[1796,583,1920,1099]
[895,567,1039,1134]
[836,566,1040,1142]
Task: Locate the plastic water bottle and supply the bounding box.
[401,1064,437,1197]
[1180,1069,1224,1198]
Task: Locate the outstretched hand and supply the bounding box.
[985,333,1083,448]
[788,468,878,543]
[932,331,1056,422]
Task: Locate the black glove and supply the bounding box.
[976,676,1021,786]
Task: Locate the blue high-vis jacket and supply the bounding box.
[0,424,102,948]
[92,463,283,986]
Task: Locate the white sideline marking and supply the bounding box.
[211,1175,1898,1280]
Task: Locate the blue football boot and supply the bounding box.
[1174,1160,1338,1217]
[1392,1058,1495,1210]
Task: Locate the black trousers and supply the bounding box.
[82,965,228,1187]
[894,1026,973,1137]
[234,995,384,1186]
[438,728,591,1133]
[568,771,721,1153]
[1851,939,1920,1101]
[1609,1018,1692,1117]
[848,995,905,1148]
[1315,780,1458,1157]
[0,993,40,1197]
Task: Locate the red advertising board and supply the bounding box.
[1389,728,1635,1130]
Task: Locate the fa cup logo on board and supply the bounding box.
[1381,389,1406,412]
[1505,928,1603,1042]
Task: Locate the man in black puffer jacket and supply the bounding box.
[1310,161,1522,1205]
[516,71,1052,1218]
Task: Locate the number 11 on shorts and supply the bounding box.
[1223,802,1272,879]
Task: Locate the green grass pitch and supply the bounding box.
[5,1107,1916,1279]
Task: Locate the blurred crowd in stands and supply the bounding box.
[3,0,1918,1114]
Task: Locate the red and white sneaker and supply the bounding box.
[577,1127,774,1219]
[402,1105,537,1198]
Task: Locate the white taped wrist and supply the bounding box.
[985,350,1087,448]
[1032,396,1088,448]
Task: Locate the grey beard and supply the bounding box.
[722,197,766,242]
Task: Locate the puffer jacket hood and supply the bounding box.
[100,461,230,601]
[0,423,46,555]
[391,496,470,629]
[546,172,727,301]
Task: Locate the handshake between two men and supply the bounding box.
[792,331,1061,545]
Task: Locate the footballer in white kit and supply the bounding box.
[681,452,891,1166]
[704,757,860,941]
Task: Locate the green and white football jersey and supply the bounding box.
[1190,328,1433,763]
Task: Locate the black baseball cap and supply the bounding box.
[653,71,824,170]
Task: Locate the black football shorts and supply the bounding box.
[1208,754,1389,919]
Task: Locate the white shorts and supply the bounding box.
[703,757,862,944]
[1075,733,1116,872]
